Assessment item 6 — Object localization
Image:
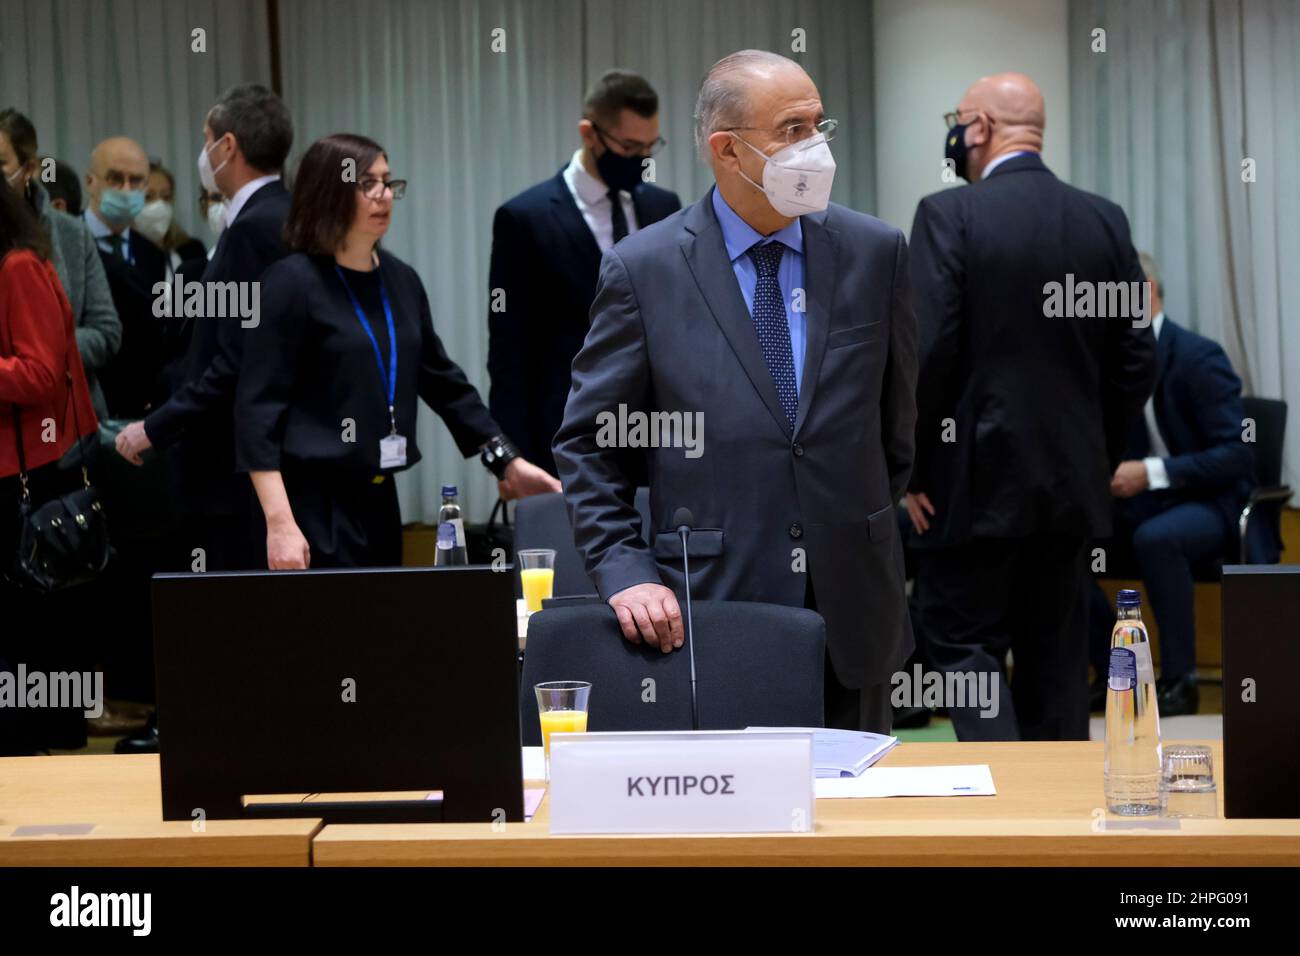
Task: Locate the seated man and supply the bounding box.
[1088,252,1254,716]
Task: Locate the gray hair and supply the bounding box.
[693,50,801,164]
[1138,250,1163,297]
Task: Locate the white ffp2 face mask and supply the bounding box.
[134,199,173,244]
[198,139,229,193]
[206,199,228,238]
[732,132,836,217]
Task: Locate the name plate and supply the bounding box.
[548,730,815,835]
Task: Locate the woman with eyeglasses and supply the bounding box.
[237,133,558,570]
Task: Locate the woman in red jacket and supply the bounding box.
[0,172,99,754]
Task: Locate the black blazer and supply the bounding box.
[95,226,172,418]
[144,180,291,515]
[908,153,1156,546]
[238,249,500,475]
[487,169,681,474]
[173,237,206,265]
[1128,317,1254,537]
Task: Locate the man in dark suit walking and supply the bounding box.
[555,51,917,733]
[488,69,681,477]
[116,84,293,575]
[1087,252,1254,716]
[82,136,172,418]
[112,85,294,754]
[905,72,1156,742]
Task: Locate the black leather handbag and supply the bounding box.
[467,497,514,564]
[6,370,111,592]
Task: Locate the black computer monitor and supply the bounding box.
[152,565,524,823]
[1222,565,1300,819]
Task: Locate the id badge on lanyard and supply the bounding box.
[336,263,406,468]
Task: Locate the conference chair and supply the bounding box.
[1232,397,1292,567]
[1185,395,1290,577]
[518,600,826,744]
[512,488,654,597]
[1091,396,1291,582]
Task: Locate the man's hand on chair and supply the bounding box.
[608,582,683,653]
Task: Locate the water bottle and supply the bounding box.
[1104,588,1163,815]
[434,485,468,566]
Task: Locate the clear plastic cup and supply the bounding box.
[534,680,591,780]
[1160,744,1218,818]
[518,549,557,615]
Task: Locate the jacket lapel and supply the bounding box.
[200,231,228,283]
[1152,318,1177,448]
[548,171,603,281]
[793,211,835,437]
[680,190,792,439]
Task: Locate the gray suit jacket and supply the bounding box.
[554,188,918,688]
[31,181,121,419]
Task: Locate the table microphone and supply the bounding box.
[673,507,700,731]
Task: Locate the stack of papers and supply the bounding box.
[747,727,898,778]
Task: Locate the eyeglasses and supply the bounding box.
[359,178,407,200]
[592,124,666,157]
[944,108,986,129]
[101,170,149,190]
[728,117,838,146]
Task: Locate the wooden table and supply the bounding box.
[313,741,1300,866]
[0,755,320,866]
[5,743,1297,866]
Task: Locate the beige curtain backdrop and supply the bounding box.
[0,0,273,240]
[1070,0,1300,487]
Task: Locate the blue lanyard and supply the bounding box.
[334,263,398,433]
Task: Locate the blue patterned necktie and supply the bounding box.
[746,241,797,428]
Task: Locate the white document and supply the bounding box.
[748,726,898,777]
[521,746,545,780]
[814,764,996,799]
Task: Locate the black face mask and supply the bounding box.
[944,123,970,182]
[595,141,646,193]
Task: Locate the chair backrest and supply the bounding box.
[1242,396,1287,487]
[519,600,826,744]
[513,492,591,597]
[512,488,654,598]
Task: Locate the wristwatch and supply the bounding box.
[480,434,520,480]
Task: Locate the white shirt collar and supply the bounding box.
[1152,310,1165,338]
[980,150,1036,180]
[564,149,618,206]
[224,174,280,227]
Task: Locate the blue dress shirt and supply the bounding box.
[710,187,807,394]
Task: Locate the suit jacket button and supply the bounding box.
[789,522,803,539]
[792,442,804,457]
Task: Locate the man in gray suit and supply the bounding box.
[554,50,918,732]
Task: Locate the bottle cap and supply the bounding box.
[1116,588,1142,608]
[441,485,458,498]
